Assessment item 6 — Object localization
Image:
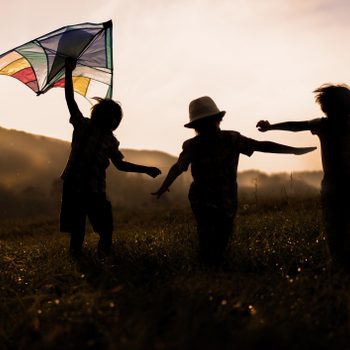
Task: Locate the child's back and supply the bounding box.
[62,108,123,193]
[256,84,350,269]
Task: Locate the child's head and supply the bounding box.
[90,98,123,130]
[314,84,350,119]
[193,114,223,135]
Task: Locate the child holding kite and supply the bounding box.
[61,58,161,258]
[256,84,350,270]
[152,96,316,266]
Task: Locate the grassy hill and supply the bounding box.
[1,128,343,350]
[1,198,349,350]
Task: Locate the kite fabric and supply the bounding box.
[0,20,113,102]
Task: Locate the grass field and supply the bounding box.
[1,196,350,350]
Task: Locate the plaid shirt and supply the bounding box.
[176,130,257,214]
[61,111,124,193]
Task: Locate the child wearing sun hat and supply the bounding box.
[153,96,316,266]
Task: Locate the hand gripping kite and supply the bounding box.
[0,20,113,102]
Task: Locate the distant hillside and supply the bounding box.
[0,127,69,190]
[0,127,182,216]
[0,126,178,190]
[0,127,322,217]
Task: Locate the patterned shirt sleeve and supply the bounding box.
[236,133,257,157]
[176,139,192,172]
[308,118,323,135]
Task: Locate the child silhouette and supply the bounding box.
[60,58,161,257]
[257,84,350,270]
[153,96,316,266]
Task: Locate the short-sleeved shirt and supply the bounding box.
[309,117,350,194]
[61,111,124,193]
[176,130,257,214]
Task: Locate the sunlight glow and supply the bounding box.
[0,0,349,172]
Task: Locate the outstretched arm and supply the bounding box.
[64,58,81,122]
[254,141,316,155]
[152,163,183,198]
[256,120,311,132]
[112,158,161,178]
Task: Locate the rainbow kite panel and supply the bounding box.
[0,21,113,102]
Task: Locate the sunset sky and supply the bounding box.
[0,0,349,173]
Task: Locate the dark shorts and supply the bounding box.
[188,185,237,264]
[60,184,113,234]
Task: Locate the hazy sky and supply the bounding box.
[1,0,350,173]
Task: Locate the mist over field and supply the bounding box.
[0,126,322,218]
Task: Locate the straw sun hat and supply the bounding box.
[184,96,226,128]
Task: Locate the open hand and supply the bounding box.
[256,120,271,132]
[294,146,317,155]
[146,167,161,178]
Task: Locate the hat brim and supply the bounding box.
[184,111,226,128]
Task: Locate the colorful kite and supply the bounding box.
[0,20,113,102]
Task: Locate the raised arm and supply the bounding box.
[256,120,311,132]
[254,141,316,155]
[64,57,81,121]
[152,163,183,198]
